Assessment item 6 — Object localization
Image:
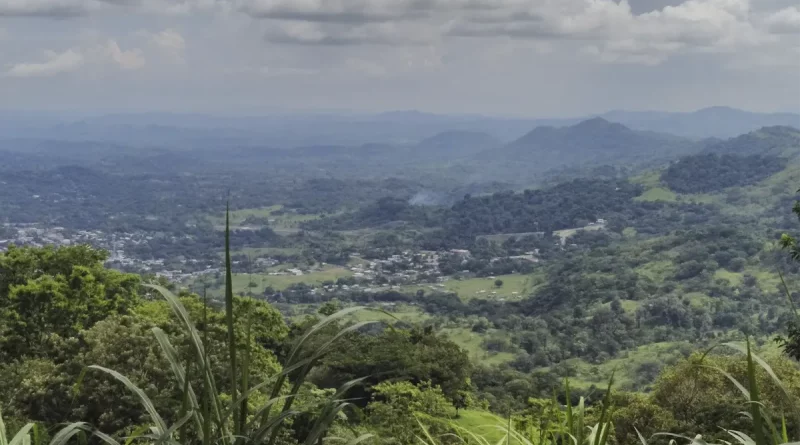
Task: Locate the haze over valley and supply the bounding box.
[3,0,800,442]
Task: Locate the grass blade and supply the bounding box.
[151,327,204,437]
[778,271,800,324]
[144,284,227,437]
[745,339,767,445]
[0,409,8,445]
[48,423,91,445]
[565,378,573,437]
[9,425,36,445]
[240,314,251,435]
[88,366,168,435]
[224,203,240,437]
[782,417,788,444]
[634,428,648,445]
[723,342,797,408]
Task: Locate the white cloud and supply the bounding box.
[764,6,800,33]
[149,28,186,51]
[5,39,146,78]
[0,0,797,114]
[236,0,791,66]
[264,20,434,45]
[450,0,790,65]
[5,48,84,77]
[104,40,146,69]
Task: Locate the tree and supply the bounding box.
[613,393,677,445]
[728,257,746,272]
[318,300,341,316]
[317,327,472,404]
[650,352,800,441]
[494,279,504,288]
[367,381,454,444]
[0,245,140,359]
[0,293,288,438]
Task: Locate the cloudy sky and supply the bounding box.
[0,0,798,116]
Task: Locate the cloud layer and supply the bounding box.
[1,0,796,63]
[0,0,797,114]
[5,48,84,77]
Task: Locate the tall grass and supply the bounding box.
[636,338,797,445]
[6,207,376,445]
[415,376,617,445]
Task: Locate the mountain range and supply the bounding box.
[471,118,699,173]
[1,107,798,148]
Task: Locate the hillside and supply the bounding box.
[477,118,699,172]
[603,106,800,139]
[704,125,800,156]
[662,153,788,193]
[305,178,643,239]
[410,130,501,160]
[4,123,800,445]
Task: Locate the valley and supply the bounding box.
[2,111,800,443]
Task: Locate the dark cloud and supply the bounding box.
[0,0,89,17]
[625,0,685,15]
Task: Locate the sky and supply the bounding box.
[0,0,799,117]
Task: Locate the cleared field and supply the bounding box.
[635,260,675,282]
[630,170,663,188]
[443,273,542,301]
[714,267,782,293]
[200,266,353,297]
[713,269,743,287]
[743,267,782,293]
[397,272,544,302]
[553,224,604,240]
[226,247,302,258]
[207,205,322,232]
[442,328,516,366]
[567,341,693,390]
[635,187,677,202]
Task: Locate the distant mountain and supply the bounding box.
[601,107,800,139]
[3,106,796,151]
[4,111,534,148]
[477,118,699,172]
[410,131,501,160]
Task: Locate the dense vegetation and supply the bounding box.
[662,153,787,193]
[308,179,644,246]
[2,231,800,444]
[3,121,800,444]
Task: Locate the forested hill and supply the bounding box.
[704,125,800,156]
[409,130,501,160]
[476,118,699,171]
[306,179,644,237]
[662,153,788,193]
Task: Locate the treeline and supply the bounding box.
[0,244,472,443]
[662,153,787,193]
[307,179,643,244]
[2,240,800,444]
